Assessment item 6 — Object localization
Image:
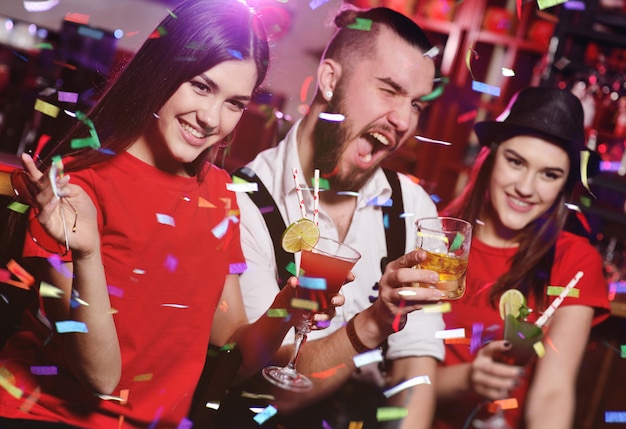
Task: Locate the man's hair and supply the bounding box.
[49,0,269,177]
[322,6,433,71]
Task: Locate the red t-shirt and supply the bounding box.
[0,152,245,428]
[433,232,610,429]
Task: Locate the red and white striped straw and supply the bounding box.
[292,167,307,219]
[535,271,584,328]
[313,169,320,226]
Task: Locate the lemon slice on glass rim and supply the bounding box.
[281,218,320,253]
[498,289,527,320]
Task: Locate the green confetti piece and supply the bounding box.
[70,137,99,150]
[448,232,464,252]
[376,406,408,422]
[267,308,288,318]
[319,178,330,190]
[286,261,297,276]
[290,298,319,311]
[537,0,567,9]
[547,286,580,298]
[419,77,449,102]
[7,201,29,214]
[620,345,626,358]
[157,26,168,36]
[207,348,219,358]
[231,176,250,185]
[579,195,591,208]
[35,42,54,50]
[347,18,372,31]
[220,342,236,351]
[132,373,153,382]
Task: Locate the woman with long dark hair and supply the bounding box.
[433,87,610,429]
[0,1,301,427]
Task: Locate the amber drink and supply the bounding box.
[413,217,472,299]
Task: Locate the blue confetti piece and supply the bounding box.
[471,80,501,96]
[430,194,441,203]
[309,0,330,10]
[367,197,392,207]
[253,405,277,424]
[299,276,327,290]
[55,320,88,333]
[383,213,390,229]
[228,49,243,60]
[212,217,230,239]
[605,411,626,423]
[156,213,175,227]
[77,26,104,40]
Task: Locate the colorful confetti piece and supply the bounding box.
[383,375,431,398]
[347,18,372,31]
[34,99,60,118]
[253,405,277,424]
[55,320,88,333]
[376,407,408,421]
[547,286,579,298]
[435,328,465,339]
[352,349,383,368]
[299,276,327,290]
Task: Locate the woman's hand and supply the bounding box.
[471,340,524,400]
[21,153,99,257]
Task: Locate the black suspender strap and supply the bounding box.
[233,167,406,287]
[232,167,294,289]
[381,168,406,271]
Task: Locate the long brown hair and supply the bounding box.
[0,0,269,265]
[41,0,269,178]
[441,144,569,309]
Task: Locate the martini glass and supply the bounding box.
[262,236,361,391]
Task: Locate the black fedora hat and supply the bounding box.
[474,86,585,151]
[474,86,600,184]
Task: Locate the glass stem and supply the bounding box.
[285,314,311,372]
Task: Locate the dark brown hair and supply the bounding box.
[322,6,433,74]
[42,0,269,178]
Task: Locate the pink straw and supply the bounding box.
[535,271,584,328]
[313,169,320,225]
[292,167,307,219]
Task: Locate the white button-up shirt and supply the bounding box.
[237,119,444,361]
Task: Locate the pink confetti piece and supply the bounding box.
[58,91,78,103]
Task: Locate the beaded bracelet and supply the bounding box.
[346,313,376,354]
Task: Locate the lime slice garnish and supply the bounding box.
[281,218,320,253]
[499,289,526,320]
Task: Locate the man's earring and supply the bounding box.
[325,90,333,100]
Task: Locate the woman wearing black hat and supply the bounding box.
[432,87,610,429]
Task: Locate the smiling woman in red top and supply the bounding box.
[434,87,610,429]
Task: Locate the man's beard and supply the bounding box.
[312,91,381,192]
